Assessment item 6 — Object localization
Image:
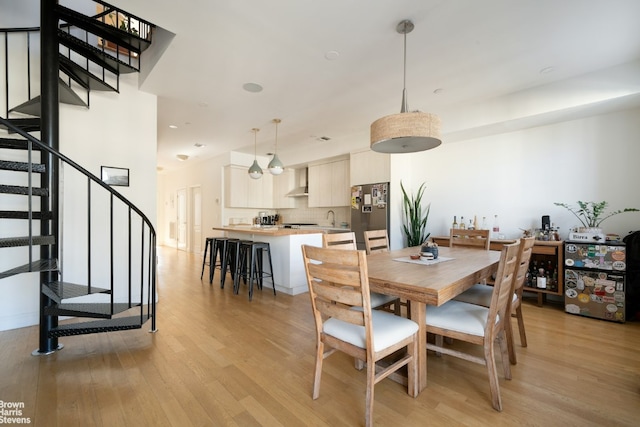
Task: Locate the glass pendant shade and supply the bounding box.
[248,128,263,179]
[268,154,284,175]
[248,160,263,179]
[268,118,284,175]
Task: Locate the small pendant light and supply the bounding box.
[267,118,284,175]
[248,128,263,179]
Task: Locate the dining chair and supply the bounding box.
[425,240,520,411]
[323,232,400,314]
[453,236,535,365]
[301,245,419,427]
[449,228,491,250]
[363,229,390,254]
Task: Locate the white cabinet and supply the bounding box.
[308,159,349,207]
[225,165,273,208]
[350,150,390,185]
[272,169,296,208]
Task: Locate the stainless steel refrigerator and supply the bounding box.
[350,183,389,250]
[564,241,626,322]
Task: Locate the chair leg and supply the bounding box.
[505,312,517,365]
[312,341,324,400]
[200,239,210,280]
[365,355,375,427]
[407,334,418,398]
[515,305,528,347]
[484,338,503,412]
[498,330,512,381]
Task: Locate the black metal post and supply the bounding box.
[34,0,61,355]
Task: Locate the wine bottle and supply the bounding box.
[452,216,458,229]
[460,216,466,230]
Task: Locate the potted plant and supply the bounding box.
[554,201,639,231]
[400,181,430,247]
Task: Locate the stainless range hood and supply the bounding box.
[287,167,309,197]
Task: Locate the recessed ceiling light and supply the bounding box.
[243,82,263,93]
[194,143,205,148]
[324,50,340,60]
[540,66,555,74]
[433,88,444,95]
[176,154,189,161]
[169,124,178,129]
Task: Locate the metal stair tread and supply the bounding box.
[0,159,46,173]
[57,30,137,75]
[45,302,141,318]
[0,235,55,248]
[0,184,48,196]
[42,281,110,303]
[48,316,146,338]
[59,55,117,92]
[0,210,53,220]
[0,118,40,133]
[0,259,58,280]
[9,78,88,116]
[0,137,40,151]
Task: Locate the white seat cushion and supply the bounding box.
[370,291,398,308]
[425,300,490,337]
[454,284,517,307]
[324,310,418,352]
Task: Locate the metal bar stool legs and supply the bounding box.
[221,238,240,289]
[201,237,214,280]
[235,241,276,301]
[210,237,229,284]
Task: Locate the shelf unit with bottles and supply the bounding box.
[430,236,564,306]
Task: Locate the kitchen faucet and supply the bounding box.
[327,210,335,228]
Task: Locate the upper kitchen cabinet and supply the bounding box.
[350,150,390,185]
[225,165,273,208]
[308,159,350,207]
[272,168,296,209]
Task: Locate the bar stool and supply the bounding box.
[200,237,215,280]
[233,240,253,293]
[220,238,240,289]
[234,241,276,301]
[210,237,230,284]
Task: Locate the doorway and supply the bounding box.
[189,186,202,253]
[176,188,187,250]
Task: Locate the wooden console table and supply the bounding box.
[431,236,564,306]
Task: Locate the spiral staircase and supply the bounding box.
[0,1,157,355]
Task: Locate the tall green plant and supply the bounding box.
[400,181,430,247]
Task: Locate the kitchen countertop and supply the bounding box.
[213,225,350,236]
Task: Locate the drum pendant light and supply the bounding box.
[370,20,442,153]
[267,118,284,175]
[248,128,263,179]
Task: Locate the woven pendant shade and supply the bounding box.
[370,19,442,153]
[370,111,441,153]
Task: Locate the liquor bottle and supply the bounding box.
[537,267,547,289]
[460,216,466,230]
[468,219,474,230]
[530,260,538,288]
[481,216,488,230]
[452,216,458,229]
[492,214,500,238]
[473,215,478,230]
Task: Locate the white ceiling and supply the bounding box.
[112,0,640,172]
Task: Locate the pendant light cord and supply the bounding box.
[400,21,409,113]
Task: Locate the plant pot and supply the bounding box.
[421,245,438,259]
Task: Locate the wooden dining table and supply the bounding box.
[366,245,501,393]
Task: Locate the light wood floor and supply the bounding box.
[1,245,639,426]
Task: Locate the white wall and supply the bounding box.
[405,107,640,240]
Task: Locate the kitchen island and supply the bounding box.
[212,226,332,295]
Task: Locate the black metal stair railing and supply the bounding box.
[0,115,157,333]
